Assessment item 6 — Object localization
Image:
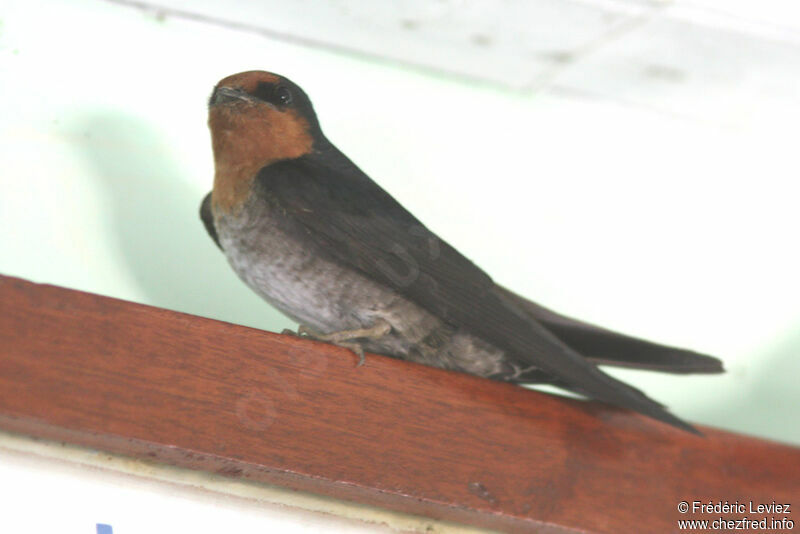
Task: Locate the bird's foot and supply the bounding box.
[291,320,392,367]
[509,364,539,381]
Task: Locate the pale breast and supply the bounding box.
[213,193,513,378]
[214,194,429,344]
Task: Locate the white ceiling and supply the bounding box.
[109,0,800,125]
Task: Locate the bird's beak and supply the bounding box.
[210,86,252,106]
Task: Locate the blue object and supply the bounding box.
[96,524,113,534]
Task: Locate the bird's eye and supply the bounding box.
[275,85,293,106]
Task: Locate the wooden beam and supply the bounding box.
[0,274,797,533]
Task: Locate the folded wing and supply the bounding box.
[255,151,706,432]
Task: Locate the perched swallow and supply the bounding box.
[201,71,723,433]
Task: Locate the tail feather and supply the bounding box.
[495,285,724,374]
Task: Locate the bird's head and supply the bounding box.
[208,71,321,213]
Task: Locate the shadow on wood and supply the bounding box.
[0,275,797,533]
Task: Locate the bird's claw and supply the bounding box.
[336,341,366,367]
[286,321,390,367]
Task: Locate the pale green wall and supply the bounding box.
[1,0,798,444]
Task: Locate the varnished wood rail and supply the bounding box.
[0,274,797,533]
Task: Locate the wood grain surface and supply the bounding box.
[0,274,797,533]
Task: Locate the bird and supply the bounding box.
[200,70,723,434]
